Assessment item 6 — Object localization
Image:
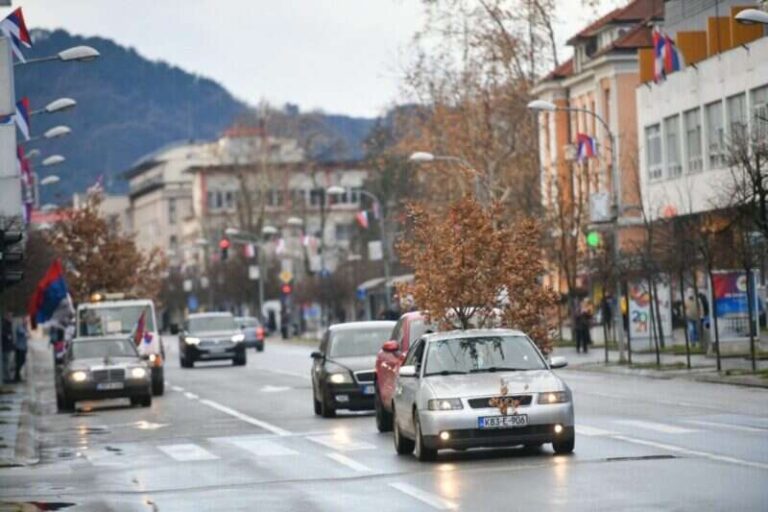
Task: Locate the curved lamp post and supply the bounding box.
[40,175,60,186]
[42,155,65,167]
[16,45,100,67]
[735,8,768,25]
[408,151,482,200]
[30,97,76,116]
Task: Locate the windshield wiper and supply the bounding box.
[470,367,531,373]
[425,370,470,376]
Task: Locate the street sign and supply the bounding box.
[249,265,260,280]
[589,192,611,223]
[368,240,383,261]
[183,279,193,292]
[187,295,199,312]
[279,270,293,283]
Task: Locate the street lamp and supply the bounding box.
[15,45,100,67]
[735,8,768,25]
[408,151,483,200]
[40,175,60,186]
[527,98,627,363]
[30,97,76,116]
[42,154,65,167]
[286,216,304,227]
[25,125,72,144]
[327,185,393,310]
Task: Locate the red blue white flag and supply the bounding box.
[356,210,369,229]
[576,133,597,161]
[652,27,665,83]
[15,97,30,141]
[28,258,70,329]
[0,8,32,63]
[663,34,684,74]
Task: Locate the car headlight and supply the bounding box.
[130,367,148,379]
[329,372,352,384]
[70,370,88,382]
[185,337,201,345]
[428,398,464,411]
[538,391,570,404]
[231,333,245,343]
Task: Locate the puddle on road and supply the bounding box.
[68,425,110,435]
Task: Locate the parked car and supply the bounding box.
[235,316,266,351]
[179,312,247,367]
[391,329,574,461]
[55,336,152,412]
[311,321,396,418]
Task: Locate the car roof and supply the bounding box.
[188,312,234,319]
[71,335,133,343]
[78,300,154,309]
[421,328,527,342]
[329,321,396,331]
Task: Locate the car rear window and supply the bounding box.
[329,327,393,358]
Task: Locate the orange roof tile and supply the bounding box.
[567,0,663,44]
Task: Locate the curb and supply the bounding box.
[569,362,768,389]
[0,344,40,468]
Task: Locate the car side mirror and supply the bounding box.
[549,356,568,369]
[310,351,324,360]
[399,365,417,378]
[382,340,399,353]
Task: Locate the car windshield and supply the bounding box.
[329,326,394,358]
[236,317,259,328]
[424,335,546,376]
[188,315,236,333]
[78,305,155,337]
[72,339,137,360]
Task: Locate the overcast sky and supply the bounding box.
[13,0,621,118]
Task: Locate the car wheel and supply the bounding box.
[413,412,437,462]
[233,352,247,366]
[151,368,165,396]
[320,388,336,418]
[393,405,414,455]
[60,394,75,413]
[552,434,575,455]
[375,387,393,433]
[141,394,152,407]
[256,343,264,352]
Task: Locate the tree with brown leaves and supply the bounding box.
[397,196,558,352]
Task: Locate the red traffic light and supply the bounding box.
[219,238,231,250]
[281,284,292,294]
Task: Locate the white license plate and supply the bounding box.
[96,382,124,390]
[478,414,528,429]
[208,346,227,353]
[361,385,375,395]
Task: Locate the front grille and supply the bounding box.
[354,370,375,383]
[92,368,125,383]
[200,339,233,349]
[467,395,532,409]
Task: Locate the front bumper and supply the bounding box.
[326,382,376,411]
[63,379,151,401]
[419,402,574,450]
[187,343,245,360]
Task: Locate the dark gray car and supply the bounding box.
[179,312,247,367]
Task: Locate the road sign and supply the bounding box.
[249,265,260,280]
[279,270,293,283]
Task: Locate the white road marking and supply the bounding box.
[170,385,184,392]
[253,367,310,380]
[198,398,291,436]
[307,434,377,452]
[612,435,768,471]
[215,436,298,456]
[261,385,291,393]
[388,482,458,510]
[575,425,616,437]
[685,420,768,434]
[615,419,696,434]
[157,443,219,462]
[325,452,373,472]
[184,392,199,400]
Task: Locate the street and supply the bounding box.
[1,337,767,511]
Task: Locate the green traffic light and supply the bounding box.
[586,231,600,248]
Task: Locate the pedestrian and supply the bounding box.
[684,290,700,346]
[2,312,14,383]
[601,294,613,341]
[575,302,592,354]
[14,317,28,383]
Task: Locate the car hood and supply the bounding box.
[424,370,564,397]
[190,330,239,339]
[327,355,377,372]
[69,357,140,370]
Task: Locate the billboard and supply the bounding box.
[628,278,672,345]
[710,270,760,341]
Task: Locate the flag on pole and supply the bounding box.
[652,27,665,83]
[0,7,32,63]
[663,34,684,74]
[356,210,369,229]
[15,97,30,141]
[576,133,597,161]
[133,310,146,346]
[28,259,70,329]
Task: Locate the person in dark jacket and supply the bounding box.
[2,312,14,383]
[575,302,593,354]
[14,318,28,382]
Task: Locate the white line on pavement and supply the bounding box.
[157,443,219,462]
[611,435,768,471]
[215,436,298,456]
[184,392,199,400]
[326,452,373,472]
[575,425,616,437]
[615,419,696,434]
[685,420,768,434]
[388,482,458,510]
[170,386,184,392]
[308,434,377,452]
[252,367,310,380]
[198,398,291,436]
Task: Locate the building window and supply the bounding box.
[684,109,703,173]
[309,188,326,208]
[268,189,284,207]
[645,124,662,181]
[168,197,177,225]
[706,100,726,169]
[224,191,235,210]
[664,115,682,179]
[727,93,747,143]
[751,85,768,142]
[334,223,354,241]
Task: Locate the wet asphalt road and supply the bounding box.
[1,336,767,511]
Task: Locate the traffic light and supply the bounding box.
[586,231,601,249]
[0,230,24,290]
[281,283,292,295]
[219,238,230,261]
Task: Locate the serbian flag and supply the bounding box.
[356,210,369,229]
[28,258,69,329]
[576,133,597,161]
[652,27,665,83]
[663,34,684,74]
[275,238,286,255]
[0,8,32,63]
[15,97,30,141]
[17,144,31,182]
[133,311,146,346]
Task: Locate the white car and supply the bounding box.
[391,329,574,461]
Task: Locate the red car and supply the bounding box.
[374,311,433,432]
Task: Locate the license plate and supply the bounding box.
[361,385,375,395]
[96,382,124,390]
[208,346,227,353]
[478,414,528,429]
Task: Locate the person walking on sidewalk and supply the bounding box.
[575,301,593,354]
[2,312,14,383]
[14,317,29,383]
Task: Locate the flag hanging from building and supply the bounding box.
[663,34,684,74]
[652,27,665,83]
[28,258,70,329]
[15,97,30,140]
[0,7,32,63]
[576,133,597,161]
[652,27,684,82]
[356,210,369,229]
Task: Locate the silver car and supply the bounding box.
[392,329,574,461]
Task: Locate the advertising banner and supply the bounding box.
[710,270,759,341]
[628,278,672,344]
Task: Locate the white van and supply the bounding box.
[76,298,165,396]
